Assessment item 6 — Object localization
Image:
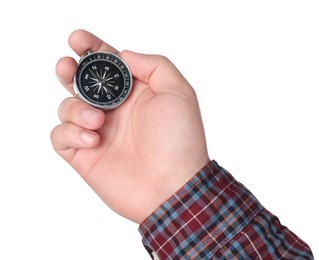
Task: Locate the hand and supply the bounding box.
[51,29,210,224]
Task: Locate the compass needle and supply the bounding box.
[89,77,99,82]
[106,76,114,81]
[96,70,102,79]
[105,73,112,80]
[89,82,99,88]
[105,86,116,97]
[103,86,108,95]
[102,70,107,79]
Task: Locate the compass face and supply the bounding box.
[74,52,133,110]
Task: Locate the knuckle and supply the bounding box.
[154,54,170,63]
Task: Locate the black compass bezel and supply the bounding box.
[74,51,133,110]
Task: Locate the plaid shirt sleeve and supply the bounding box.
[138,160,313,259]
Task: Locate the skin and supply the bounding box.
[51,29,210,224]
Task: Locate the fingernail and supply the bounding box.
[82,108,100,125]
[80,131,97,145]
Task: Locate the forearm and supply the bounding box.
[139,160,313,259]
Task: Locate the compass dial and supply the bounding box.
[74,51,133,110]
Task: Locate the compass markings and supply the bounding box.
[76,52,132,109]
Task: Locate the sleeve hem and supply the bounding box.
[139,160,264,258]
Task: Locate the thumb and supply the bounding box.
[120,50,192,94]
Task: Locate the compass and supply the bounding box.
[74,50,133,110]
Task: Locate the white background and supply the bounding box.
[0,1,318,259]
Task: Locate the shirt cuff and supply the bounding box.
[138,160,264,259]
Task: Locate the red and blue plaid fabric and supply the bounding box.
[139,160,313,259]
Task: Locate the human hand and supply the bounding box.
[51,29,210,224]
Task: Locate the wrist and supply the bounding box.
[136,156,210,224]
